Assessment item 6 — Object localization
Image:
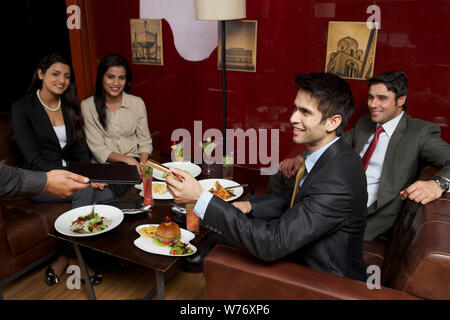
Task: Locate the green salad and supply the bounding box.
[152,237,194,255]
[70,210,111,234]
[170,241,194,255]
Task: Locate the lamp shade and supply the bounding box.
[195,0,246,20]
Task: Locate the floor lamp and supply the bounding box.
[195,0,246,157]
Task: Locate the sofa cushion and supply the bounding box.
[382,196,450,299]
[363,238,387,269]
[204,245,418,300]
[2,198,71,256]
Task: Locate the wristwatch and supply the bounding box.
[433,176,449,196]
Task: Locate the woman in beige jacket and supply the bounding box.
[81,54,153,195]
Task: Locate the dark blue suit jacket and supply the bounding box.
[202,139,368,282]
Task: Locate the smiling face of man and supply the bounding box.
[368,83,406,125]
[290,89,341,153]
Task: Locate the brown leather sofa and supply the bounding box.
[204,167,450,300]
[0,111,160,299]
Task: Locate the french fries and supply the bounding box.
[139,225,158,238]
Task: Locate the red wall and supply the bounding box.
[92,0,450,162]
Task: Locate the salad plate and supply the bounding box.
[54,205,124,237]
[134,224,197,257]
[152,161,201,181]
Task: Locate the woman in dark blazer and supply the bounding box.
[11,53,111,286]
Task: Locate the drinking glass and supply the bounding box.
[186,203,199,233]
[142,175,154,207]
[202,153,214,175]
[172,143,184,162]
[222,153,234,180]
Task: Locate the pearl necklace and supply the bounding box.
[37,89,61,112]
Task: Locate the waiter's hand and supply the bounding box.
[400,180,442,205]
[45,170,90,198]
[166,168,204,204]
[279,155,304,178]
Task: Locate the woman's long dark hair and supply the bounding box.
[94,54,132,129]
[28,53,85,146]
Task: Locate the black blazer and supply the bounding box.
[11,92,90,172]
[203,139,369,281]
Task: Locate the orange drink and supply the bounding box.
[186,203,199,233]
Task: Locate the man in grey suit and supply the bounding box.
[269,71,450,241]
[0,162,90,198]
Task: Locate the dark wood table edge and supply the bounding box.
[49,230,196,300]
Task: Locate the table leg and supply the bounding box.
[73,243,96,300]
[155,270,165,300]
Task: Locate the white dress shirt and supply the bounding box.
[360,111,404,207]
[53,125,67,166]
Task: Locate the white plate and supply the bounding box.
[198,178,243,202]
[136,181,173,200]
[54,205,124,237]
[152,161,201,181]
[134,224,197,257]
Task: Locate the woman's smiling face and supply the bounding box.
[38,62,71,96]
[102,65,127,98]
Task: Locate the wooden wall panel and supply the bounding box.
[66,0,97,101]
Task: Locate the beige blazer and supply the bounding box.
[81,92,153,163]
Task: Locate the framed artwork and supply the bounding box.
[325,21,378,80]
[218,20,258,72]
[130,19,164,66]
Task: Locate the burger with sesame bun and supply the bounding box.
[155,216,181,246]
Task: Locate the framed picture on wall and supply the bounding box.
[218,20,258,72]
[130,19,164,66]
[325,21,378,80]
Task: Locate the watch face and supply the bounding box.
[436,178,449,192]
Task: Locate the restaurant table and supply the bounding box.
[49,163,264,300]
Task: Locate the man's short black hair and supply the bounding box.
[294,72,354,136]
[368,70,408,110]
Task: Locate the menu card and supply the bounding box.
[67,162,141,184]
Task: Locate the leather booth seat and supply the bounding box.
[204,167,450,300]
[0,111,160,298]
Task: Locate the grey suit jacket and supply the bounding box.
[0,162,47,197]
[342,113,450,240]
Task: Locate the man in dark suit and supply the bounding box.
[167,72,368,281]
[0,162,90,198]
[269,71,450,241]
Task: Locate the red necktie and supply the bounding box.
[361,126,384,171]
